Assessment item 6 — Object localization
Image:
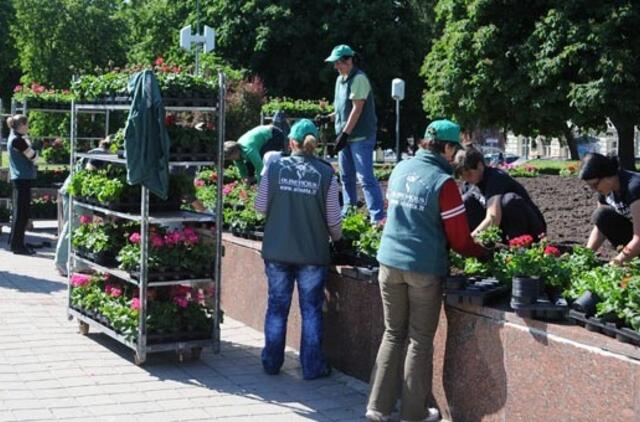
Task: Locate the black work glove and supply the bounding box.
[314,114,331,125]
[478,246,495,263]
[334,132,349,153]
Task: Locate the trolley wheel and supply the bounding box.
[134,352,146,366]
[78,321,90,335]
[191,347,203,360]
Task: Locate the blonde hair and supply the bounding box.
[291,135,317,155]
[6,114,28,130]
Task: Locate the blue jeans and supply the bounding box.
[262,261,329,380]
[338,136,385,222]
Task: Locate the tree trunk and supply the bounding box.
[609,114,636,170]
[562,124,580,160]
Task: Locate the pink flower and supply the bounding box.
[164,230,182,246]
[131,298,140,310]
[129,232,141,244]
[223,182,237,196]
[70,273,91,287]
[174,296,189,309]
[110,287,122,298]
[194,179,205,188]
[13,85,22,93]
[154,57,164,66]
[79,215,92,225]
[150,234,164,248]
[105,284,113,295]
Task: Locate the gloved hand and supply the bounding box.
[334,132,349,153]
[314,114,331,125]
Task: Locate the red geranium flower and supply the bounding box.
[544,245,561,257]
[508,234,534,249]
[154,57,164,66]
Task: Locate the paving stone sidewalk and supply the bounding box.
[0,226,369,421]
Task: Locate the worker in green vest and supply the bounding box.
[323,44,385,223]
[366,120,489,422]
[224,124,286,183]
[254,119,342,380]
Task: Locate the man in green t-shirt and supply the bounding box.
[224,124,286,183]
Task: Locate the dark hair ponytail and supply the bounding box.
[6,114,28,130]
[579,153,619,180]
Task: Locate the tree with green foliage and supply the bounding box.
[199,0,434,147]
[11,0,128,88]
[528,1,640,168]
[423,0,640,165]
[0,0,19,102]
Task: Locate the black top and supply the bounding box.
[597,169,640,220]
[463,167,533,202]
[463,167,545,221]
[11,134,29,152]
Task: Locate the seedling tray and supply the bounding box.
[445,277,510,306]
[569,310,640,346]
[511,296,568,321]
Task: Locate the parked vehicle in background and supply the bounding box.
[481,146,519,166]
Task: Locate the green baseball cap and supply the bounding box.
[424,119,461,145]
[325,44,355,62]
[289,119,319,143]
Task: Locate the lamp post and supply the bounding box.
[391,78,405,163]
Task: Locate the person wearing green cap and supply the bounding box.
[367,119,488,422]
[254,118,342,380]
[224,124,287,183]
[452,146,546,240]
[324,44,385,223]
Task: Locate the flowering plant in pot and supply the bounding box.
[72,216,131,265]
[41,138,70,164]
[31,194,58,219]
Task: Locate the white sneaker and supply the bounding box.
[365,409,391,422]
[400,407,441,422]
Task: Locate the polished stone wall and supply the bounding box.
[221,234,640,421]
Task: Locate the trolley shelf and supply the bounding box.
[75,152,217,167]
[72,254,214,287]
[67,73,226,364]
[72,254,136,284]
[73,201,216,223]
[68,307,137,350]
[75,104,217,113]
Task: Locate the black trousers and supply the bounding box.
[9,179,31,251]
[463,191,547,240]
[592,206,633,247]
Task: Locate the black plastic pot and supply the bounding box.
[571,290,600,317]
[445,276,468,291]
[512,275,542,305]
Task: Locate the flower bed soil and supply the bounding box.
[516,175,598,246]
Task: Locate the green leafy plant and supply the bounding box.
[341,208,370,244]
[356,225,382,259]
[476,225,502,247]
[0,207,11,222]
[261,97,333,117]
[373,164,394,181]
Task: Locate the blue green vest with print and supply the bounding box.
[333,68,377,139]
[262,154,334,265]
[8,132,36,180]
[377,150,453,275]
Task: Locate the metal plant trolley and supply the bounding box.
[66,74,226,365]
